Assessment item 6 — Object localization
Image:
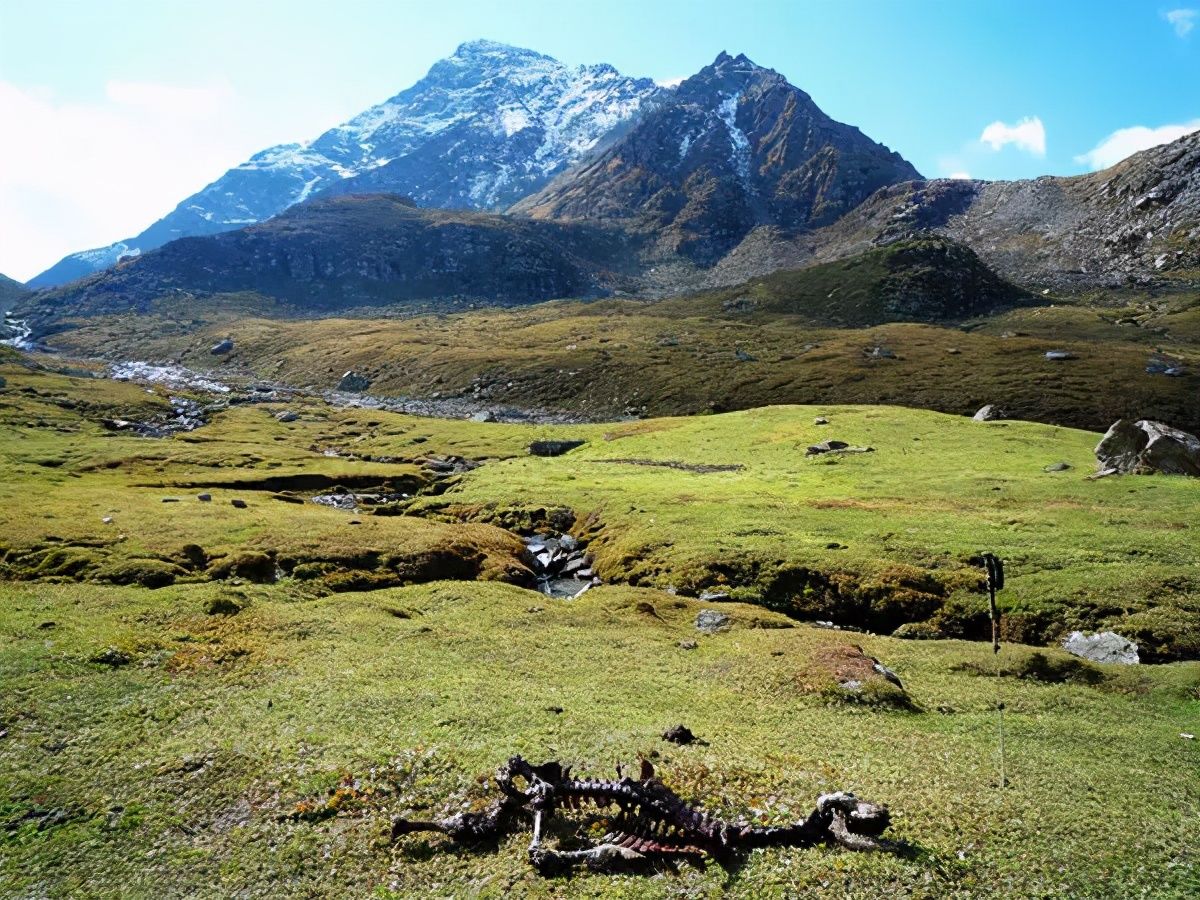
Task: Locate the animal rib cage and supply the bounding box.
[391,755,894,874]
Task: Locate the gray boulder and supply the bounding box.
[1062,631,1139,665]
[1044,350,1074,361]
[274,410,299,423]
[337,371,371,393]
[210,338,234,355]
[973,404,1006,422]
[695,610,731,634]
[1094,419,1200,476]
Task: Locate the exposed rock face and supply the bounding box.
[1062,631,1139,665]
[29,40,661,287]
[337,370,372,393]
[514,51,921,265]
[1095,419,1200,476]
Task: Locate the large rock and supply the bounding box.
[337,371,371,393]
[695,609,731,634]
[209,338,234,355]
[1094,419,1200,476]
[972,404,1006,421]
[1062,631,1139,665]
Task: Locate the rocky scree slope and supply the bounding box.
[806,130,1200,291]
[28,40,661,287]
[512,51,922,265]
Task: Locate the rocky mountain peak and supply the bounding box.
[513,56,921,264]
[28,41,660,288]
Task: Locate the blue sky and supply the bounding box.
[1,0,1196,280]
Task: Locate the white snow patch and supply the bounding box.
[717,93,752,184]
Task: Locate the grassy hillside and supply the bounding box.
[48,280,1200,434]
[2,352,1199,896]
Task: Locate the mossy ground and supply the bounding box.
[1,352,1199,897]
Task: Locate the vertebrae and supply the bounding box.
[392,755,895,875]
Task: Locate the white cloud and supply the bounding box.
[1074,120,1200,170]
[947,171,972,180]
[1165,8,1197,37]
[979,116,1046,156]
[0,79,283,281]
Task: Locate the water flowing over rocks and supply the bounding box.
[523,533,599,599]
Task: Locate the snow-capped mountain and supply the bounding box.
[28,40,661,287]
[515,52,922,264]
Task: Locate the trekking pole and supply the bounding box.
[980,552,1006,788]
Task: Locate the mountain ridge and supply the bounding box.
[27,40,662,287]
[512,51,922,264]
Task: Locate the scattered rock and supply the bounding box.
[91,647,131,667]
[695,609,731,634]
[1094,419,1200,476]
[734,349,757,362]
[871,658,904,690]
[337,371,371,393]
[662,724,699,745]
[274,410,299,423]
[813,416,829,425]
[230,498,248,509]
[528,439,585,457]
[866,346,896,359]
[972,404,1006,422]
[804,440,875,457]
[197,493,212,502]
[1062,631,1139,665]
[470,410,497,423]
[677,639,698,650]
[698,590,731,602]
[209,338,234,355]
[1044,350,1075,361]
[101,516,114,524]
[1145,356,1186,377]
[161,497,180,503]
[1043,461,1072,472]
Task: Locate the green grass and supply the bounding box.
[415,404,1200,660]
[2,580,1197,898]
[2,353,1199,897]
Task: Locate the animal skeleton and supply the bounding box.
[391,756,894,874]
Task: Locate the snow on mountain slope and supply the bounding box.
[28,40,660,288]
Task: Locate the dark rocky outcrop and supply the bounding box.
[22,195,642,330]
